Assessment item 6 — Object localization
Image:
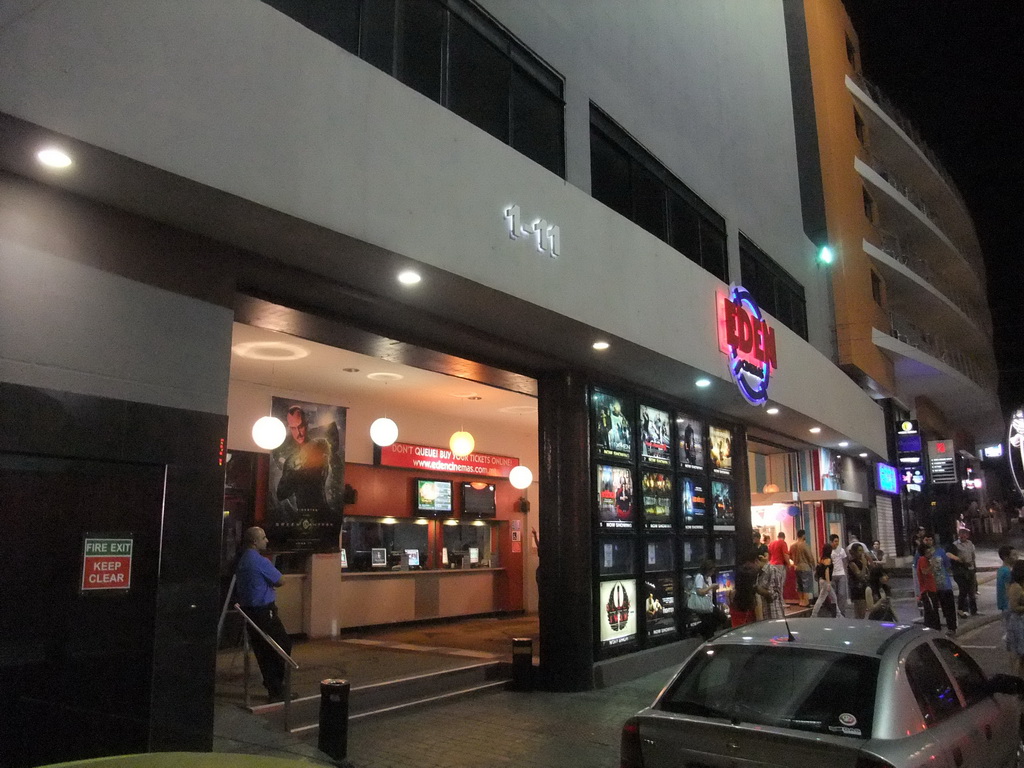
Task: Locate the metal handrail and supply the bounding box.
[234,603,299,730]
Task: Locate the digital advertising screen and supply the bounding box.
[676,414,705,472]
[640,405,672,466]
[642,472,673,529]
[875,462,899,495]
[461,481,497,517]
[592,389,634,461]
[681,572,704,632]
[708,425,733,476]
[599,579,638,648]
[710,480,735,530]
[597,464,635,529]
[680,475,706,530]
[644,576,676,639]
[715,569,735,616]
[713,536,736,566]
[645,538,674,572]
[415,478,453,514]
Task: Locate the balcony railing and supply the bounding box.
[885,310,996,391]
[876,230,988,330]
[850,72,970,216]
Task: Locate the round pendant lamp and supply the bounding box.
[370,416,399,447]
[252,416,286,450]
[509,465,534,490]
[449,430,475,457]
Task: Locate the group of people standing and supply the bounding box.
[912,526,979,634]
[809,532,894,620]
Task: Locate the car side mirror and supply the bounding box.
[986,673,1024,696]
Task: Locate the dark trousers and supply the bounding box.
[954,568,978,614]
[921,591,941,630]
[244,602,293,698]
[937,589,958,631]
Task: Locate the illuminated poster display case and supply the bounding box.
[589,386,743,657]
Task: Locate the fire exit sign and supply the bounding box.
[81,536,133,592]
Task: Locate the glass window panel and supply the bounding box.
[669,193,702,266]
[511,68,564,177]
[933,639,988,707]
[441,522,494,567]
[644,538,674,572]
[632,162,667,239]
[343,518,429,571]
[360,0,396,73]
[905,644,963,726]
[396,0,445,102]
[448,15,510,142]
[263,0,360,53]
[700,220,728,282]
[590,128,632,219]
[682,536,707,568]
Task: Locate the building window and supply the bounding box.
[862,188,876,223]
[739,234,807,340]
[262,0,566,178]
[871,270,884,307]
[590,105,729,283]
[854,109,866,145]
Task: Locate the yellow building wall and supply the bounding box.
[803,0,895,395]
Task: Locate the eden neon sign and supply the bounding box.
[717,286,778,405]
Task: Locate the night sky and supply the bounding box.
[840,0,1024,415]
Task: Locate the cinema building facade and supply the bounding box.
[0,1,886,762]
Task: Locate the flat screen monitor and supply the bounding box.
[875,462,899,495]
[404,548,420,567]
[461,482,497,517]
[415,478,453,515]
[468,547,480,565]
[370,547,387,568]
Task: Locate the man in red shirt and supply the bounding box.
[768,531,790,586]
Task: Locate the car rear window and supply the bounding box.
[658,644,879,739]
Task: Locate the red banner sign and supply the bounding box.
[378,442,519,477]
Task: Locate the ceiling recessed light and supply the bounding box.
[859,452,868,458]
[809,427,822,434]
[37,147,72,168]
[397,270,421,285]
[232,341,310,361]
[766,407,780,415]
[367,371,403,381]
[695,378,711,388]
[839,441,849,448]
[593,341,610,350]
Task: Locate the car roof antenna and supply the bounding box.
[783,613,796,642]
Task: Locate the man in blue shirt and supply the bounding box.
[236,526,293,701]
[924,533,958,634]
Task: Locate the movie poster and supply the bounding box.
[711,480,735,530]
[592,390,633,461]
[680,475,706,530]
[642,472,673,529]
[645,576,676,639]
[597,464,634,529]
[715,569,735,618]
[676,413,705,472]
[681,572,704,632]
[599,579,637,647]
[682,537,706,569]
[268,397,347,551]
[709,425,733,476]
[640,405,672,466]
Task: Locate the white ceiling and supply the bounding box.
[230,323,539,428]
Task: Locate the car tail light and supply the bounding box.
[620,717,644,768]
[855,754,896,768]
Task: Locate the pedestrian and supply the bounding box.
[998,545,1018,670]
[811,544,841,617]
[910,526,926,608]
[767,531,790,588]
[1005,560,1024,676]
[951,527,978,617]
[866,565,896,621]
[870,539,885,563]
[753,529,768,561]
[755,549,786,620]
[917,540,941,631]
[690,559,729,640]
[828,534,850,617]
[236,526,294,702]
[730,550,760,627]
[788,529,816,607]
[927,533,958,633]
[847,542,871,619]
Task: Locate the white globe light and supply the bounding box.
[449,430,475,457]
[370,417,399,447]
[252,416,286,450]
[509,465,534,490]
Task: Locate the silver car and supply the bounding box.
[621,618,1023,768]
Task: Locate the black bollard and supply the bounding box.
[318,678,350,762]
[511,637,533,691]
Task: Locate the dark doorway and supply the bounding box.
[0,454,165,768]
